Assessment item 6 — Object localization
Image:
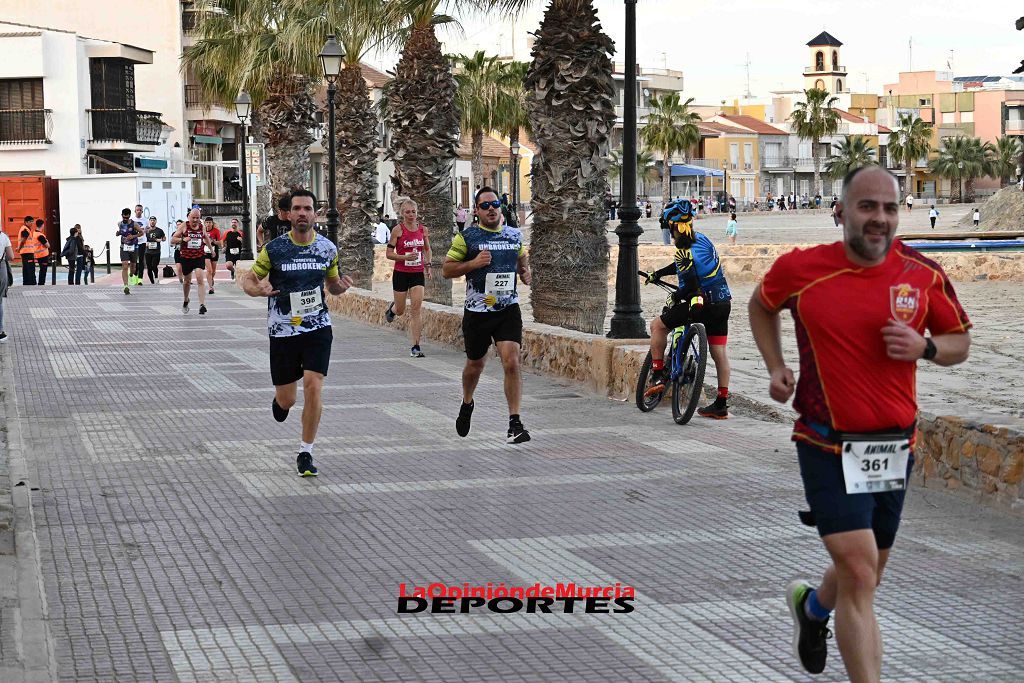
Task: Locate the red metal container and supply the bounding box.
[0,176,60,261]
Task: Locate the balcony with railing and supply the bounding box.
[0,109,53,145]
[804,65,846,75]
[1006,119,1024,132]
[88,108,163,146]
[184,84,236,122]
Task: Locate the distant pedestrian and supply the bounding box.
[972,208,980,227]
[82,244,95,285]
[455,204,468,232]
[132,204,147,285]
[929,205,939,229]
[61,225,84,285]
[34,219,50,286]
[726,212,738,245]
[659,213,672,245]
[645,202,653,219]
[16,215,38,285]
[814,193,822,208]
[905,193,914,212]
[0,228,11,342]
[374,218,390,244]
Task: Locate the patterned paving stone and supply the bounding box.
[2,282,1022,682]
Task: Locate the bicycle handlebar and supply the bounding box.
[637,270,677,294]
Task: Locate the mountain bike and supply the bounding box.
[635,270,708,425]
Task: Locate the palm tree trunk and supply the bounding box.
[812,136,821,196]
[259,73,318,204]
[385,25,460,305]
[525,0,615,334]
[661,147,671,209]
[472,128,484,192]
[965,176,975,203]
[509,126,521,220]
[335,64,378,289]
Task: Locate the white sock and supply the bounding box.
[300,441,314,456]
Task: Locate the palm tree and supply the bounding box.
[886,113,932,197]
[524,0,616,334]
[640,93,702,209]
[183,0,320,219]
[495,60,531,215]
[281,0,398,287]
[929,136,993,202]
[607,148,658,196]
[825,135,877,178]
[991,135,1023,187]
[453,51,505,192]
[788,88,840,196]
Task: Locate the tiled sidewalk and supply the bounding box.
[3,282,1022,682]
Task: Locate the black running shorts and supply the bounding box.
[392,270,425,292]
[174,250,181,264]
[206,247,219,261]
[462,304,522,361]
[269,326,333,386]
[180,257,205,276]
[659,300,731,342]
[120,249,137,265]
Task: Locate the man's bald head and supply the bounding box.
[188,208,201,226]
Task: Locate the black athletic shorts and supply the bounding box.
[120,249,137,265]
[797,440,913,550]
[269,326,333,386]
[462,304,522,361]
[181,257,205,275]
[659,300,731,342]
[206,248,219,261]
[174,250,181,264]
[392,270,425,292]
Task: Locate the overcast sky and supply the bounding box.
[368,0,1022,103]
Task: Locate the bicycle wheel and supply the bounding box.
[671,323,708,425]
[635,350,666,412]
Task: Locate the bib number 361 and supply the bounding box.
[841,439,910,494]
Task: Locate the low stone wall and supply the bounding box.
[912,412,1024,510]
[371,243,1024,284]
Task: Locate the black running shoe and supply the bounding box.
[698,396,729,420]
[410,345,425,358]
[199,304,208,315]
[272,398,289,423]
[385,302,396,323]
[182,299,189,313]
[786,579,831,674]
[507,419,531,444]
[208,288,215,295]
[296,452,318,477]
[123,285,130,295]
[456,401,474,437]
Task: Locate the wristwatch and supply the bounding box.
[922,337,937,361]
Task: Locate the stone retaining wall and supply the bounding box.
[371,243,1024,284]
[322,284,1024,511]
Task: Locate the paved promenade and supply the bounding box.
[2,281,1022,681]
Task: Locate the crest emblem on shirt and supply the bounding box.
[889,284,920,323]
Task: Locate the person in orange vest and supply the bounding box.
[16,215,38,285]
[33,219,50,286]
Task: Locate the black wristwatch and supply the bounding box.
[922,337,937,361]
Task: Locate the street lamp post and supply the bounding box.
[234,90,254,259]
[319,35,345,246]
[957,160,964,203]
[608,0,647,339]
[510,140,520,225]
[721,160,728,213]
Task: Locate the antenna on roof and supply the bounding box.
[908,37,913,71]
[744,53,754,98]
[947,49,954,72]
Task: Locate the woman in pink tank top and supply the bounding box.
[385,197,432,357]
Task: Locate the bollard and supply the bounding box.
[51,259,56,285]
[105,241,111,275]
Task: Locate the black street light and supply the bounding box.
[510,139,520,225]
[319,34,345,246]
[234,90,254,259]
[607,0,647,339]
[957,160,964,203]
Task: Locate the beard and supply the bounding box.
[848,232,894,261]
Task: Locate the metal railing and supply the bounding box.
[1006,120,1024,132]
[184,84,204,108]
[88,109,163,145]
[804,65,846,75]
[0,109,53,144]
[181,10,201,33]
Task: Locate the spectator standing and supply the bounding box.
[645,201,653,219]
[814,192,822,208]
[61,225,83,284]
[972,207,980,227]
[16,215,38,285]
[34,219,50,286]
[725,212,738,245]
[0,229,12,341]
[905,193,914,212]
[374,217,390,244]
[929,205,939,229]
[455,204,468,232]
[81,243,95,285]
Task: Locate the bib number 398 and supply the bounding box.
[841,439,910,494]
[289,288,322,318]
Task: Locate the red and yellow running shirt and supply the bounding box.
[759,240,971,451]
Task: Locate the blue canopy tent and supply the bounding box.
[669,164,725,207]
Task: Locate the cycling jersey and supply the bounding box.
[447,224,525,313]
[653,232,731,303]
[252,232,339,338]
[759,240,971,451]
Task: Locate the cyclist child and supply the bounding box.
[644,198,734,418]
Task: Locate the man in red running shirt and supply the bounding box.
[749,166,971,683]
[204,216,222,295]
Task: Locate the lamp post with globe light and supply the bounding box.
[234,90,253,259]
[319,35,345,246]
